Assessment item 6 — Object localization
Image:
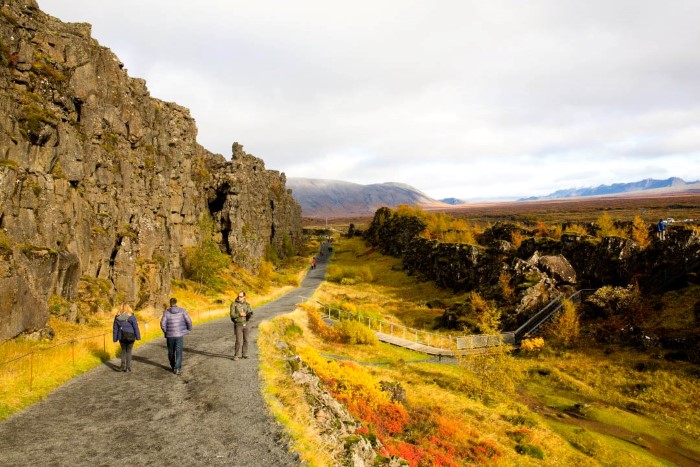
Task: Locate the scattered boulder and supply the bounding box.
[532,253,577,285]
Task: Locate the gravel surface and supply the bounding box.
[0,252,328,467]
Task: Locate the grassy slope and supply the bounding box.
[260,236,700,466]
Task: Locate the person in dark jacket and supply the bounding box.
[230,292,253,360]
[656,219,668,241]
[160,297,193,375]
[112,304,141,372]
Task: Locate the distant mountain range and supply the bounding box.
[440,197,466,205]
[287,176,700,217]
[520,177,700,201]
[286,178,447,217]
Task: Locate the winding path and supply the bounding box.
[0,250,328,467]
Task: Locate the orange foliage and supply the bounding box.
[301,329,502,466]
[510,230,524,248]
[348,398,409,435]
[533,220,549,237]
[306,308,342,342]
[393,442,424,465]
[467,439,500,463]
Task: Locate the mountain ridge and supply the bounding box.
[288,176,700,217]
[287,177,448,217]
[521,177,700,201]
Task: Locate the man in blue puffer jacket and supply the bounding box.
[160,297,193,375]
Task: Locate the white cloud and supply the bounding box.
[39,0,700,199]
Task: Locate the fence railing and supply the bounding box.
[513,289,595,342]
[647,253,700,294]
[456,332,515,350]
[317,288,595,353]
[316,300,458,350]
[316,301,520,351]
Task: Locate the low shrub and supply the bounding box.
[546,299,580,347]
[335,320,378,345]
[0,230,11,252]
[516,443,545,459]
[326,264,373,284]
[183,239,230,290]
[520,337,545,352]
[306,308,342,342]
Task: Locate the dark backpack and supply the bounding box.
[118,319,136,342]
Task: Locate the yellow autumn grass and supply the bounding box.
[259,303,595,465]
[258,309,337,466]
[262,234,700,466]
[315,236,469,332]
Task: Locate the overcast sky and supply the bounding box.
[40,0,700,200]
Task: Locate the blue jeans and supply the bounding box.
[166,337,184,370]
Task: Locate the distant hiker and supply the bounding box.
[230,291,253,360]
[311,257,317,270]
[160,297,192,375]
[656,219,668,241]
[112,304,141,372]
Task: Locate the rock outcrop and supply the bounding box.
[365,208,700,330]
[0,0,302,340]
[288,355,403,466]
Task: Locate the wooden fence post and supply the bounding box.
[29,352,34,392]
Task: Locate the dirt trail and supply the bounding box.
[0,248,329,467]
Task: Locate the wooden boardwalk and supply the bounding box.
[376,332,455,357]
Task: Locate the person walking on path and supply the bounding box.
[112,304,141,372]
[311,257,317,270]
[656,218,668,241]
[160,297,192,375]
[230,291,253,360]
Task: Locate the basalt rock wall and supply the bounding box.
[0,0,302,340]
[366,208,700,302]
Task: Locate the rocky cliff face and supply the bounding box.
[0,0,302,340]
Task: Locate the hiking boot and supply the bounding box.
[232,356,238,361]
[126,367,132,373]
[242,356,249,359]
[175,369,181,375]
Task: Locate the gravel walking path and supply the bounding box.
[0,249,329,467]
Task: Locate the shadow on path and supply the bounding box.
[131,354,172,372]
[183,347,234,361]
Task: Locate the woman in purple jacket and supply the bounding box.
[112,304,141,372]
[160,297,193,375]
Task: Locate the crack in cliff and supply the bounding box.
[208,182,229,213]
[108,235,122,287]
